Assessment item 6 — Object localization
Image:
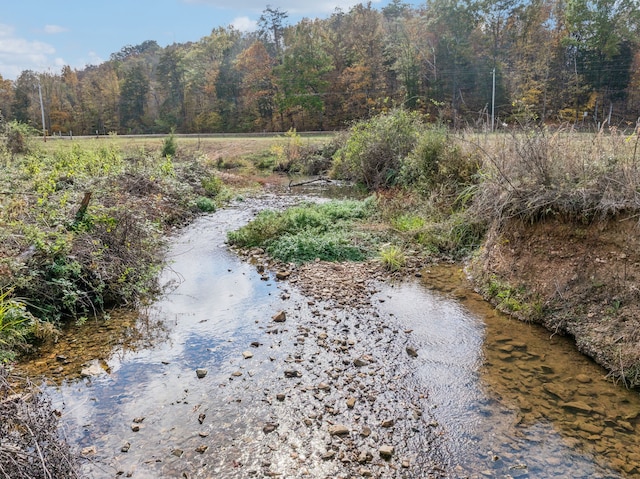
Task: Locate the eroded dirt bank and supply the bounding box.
[469,215,640,387]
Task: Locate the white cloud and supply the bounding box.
[0,23,60,79]
[231,16,257,32]
[44,25,68,34]
[183,0,370,15]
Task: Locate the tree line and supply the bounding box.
[1,0,639,135]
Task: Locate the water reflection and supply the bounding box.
[379,265,640,478]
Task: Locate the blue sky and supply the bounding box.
[0,0,403,80]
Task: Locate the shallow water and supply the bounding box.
[16,186,640,478]
[378,265,640,478]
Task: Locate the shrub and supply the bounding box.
[195,196,216,212]
[332,109,422,190]
[161,131,177,158]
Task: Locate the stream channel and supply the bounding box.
[17,183,640,479]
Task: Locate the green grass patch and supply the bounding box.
[228,198,377,263]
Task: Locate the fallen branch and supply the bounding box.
[288,177,332,188]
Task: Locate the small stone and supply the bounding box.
[263,423,279,434]
[276,271,291,280]
[359,468,373,477]
[317,382,330,391]
[360,426,371,437]
[381,419,395,428]
[353,357,369,367]
[121,442,130,453]
[231,371,243,377]
[131,424,140,432]
[198,431,209,437]
[196,368,208,379]
[575,374,592,384]
[406,346,418,358]
[321,451,336,460]
[243,351,254,359]
[172,449,183,457]
[328,424,350,436]
[272,311,287,322]
[198,413,206,424]
[284,370,301,378]
[195,445,208,454]
[379,445,394,459]
[401,459,410,468]
[276,393,286,401]
[132,417,145,424]
[81,445,97,456]
[346,397,356,409]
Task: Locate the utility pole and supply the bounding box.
[491,68,496,132]
[37,79,46,142]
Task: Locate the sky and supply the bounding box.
[0,0,401,81]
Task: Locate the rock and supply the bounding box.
[381,419,395,428]
[81,445,97,456]
[199,431,209,437]
[272,311,287,322]
[353,357,369,367]
[131,424,140,432]
[406,346,418,358]
[195,445,208,454]
[328,424,350,436]
[80,361,105,378]
[121,442,130,453]
[276,393,286,401]
[321,451,336,460]
[198,413,206,424]
[402,459,410,468]
[231,371,243,377]
[575,374,592,384]
[284,370,301,378]
[263,423,279,434]
[172,449,183,457]
[196,368,208,379]
[250,341,261,348]
[346,397,356,409]
[276,271,291,280]
[359,468,373,477]
[542,383,572,402]
[379,445,395,459]
[360,426,372,437]
[243,351,254,359]
[562,401,593,414]
[317,382,331,391]
[132,417,145,424]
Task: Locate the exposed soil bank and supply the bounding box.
[469,215,640,387]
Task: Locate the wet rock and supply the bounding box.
[81,445,97,456]
[562,401,593,414]
[272,311,287,322]
[379,445,395,459]
[80,361,105,378]
[575,374,592,384]
[196,368,208,379]
[542,383,572,402]
[328,424,350,436]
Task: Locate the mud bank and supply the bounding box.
[469,215,640,387]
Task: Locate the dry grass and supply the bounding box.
[468,126,640,224]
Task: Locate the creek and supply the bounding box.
[17,184,640,478]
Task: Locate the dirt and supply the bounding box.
[469,214,640,387]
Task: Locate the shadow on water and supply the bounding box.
[378,265,640,478]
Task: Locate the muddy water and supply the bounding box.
[379,266,640,478]
[16,188,640,478]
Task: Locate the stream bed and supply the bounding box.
[17,187,640,478]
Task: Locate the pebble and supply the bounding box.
[328,424,350,436]
[379,445,395,459]
[272,311,287,322]
[196,368,208,379]
[243,351,254,359]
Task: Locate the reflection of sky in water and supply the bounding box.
[51,207,283,460]
[377,281,621,478]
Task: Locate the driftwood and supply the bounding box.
[288,177,332,188]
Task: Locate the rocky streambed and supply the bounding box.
[16,188,640,479]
